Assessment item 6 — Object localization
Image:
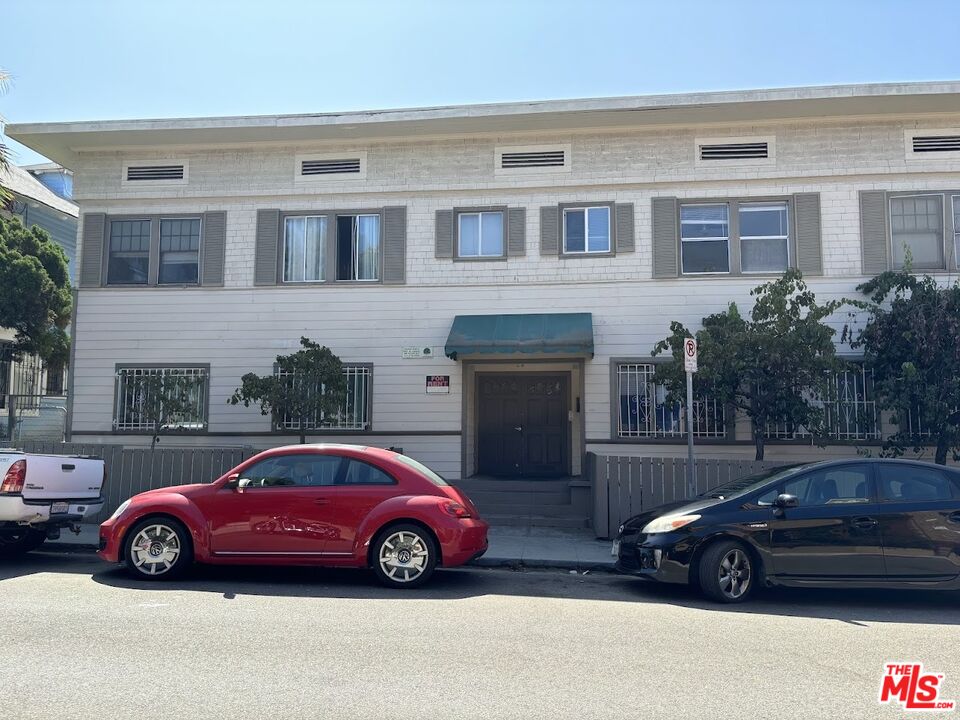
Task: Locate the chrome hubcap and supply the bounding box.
[718,549,751,599]
[130,524,181,576]
[378,531,429,583]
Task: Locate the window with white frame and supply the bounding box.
[274,364,372,431]
[889,194,944,270]
[336,215,380,281]
[765,364,880,441]
[113,366,209,432]
[680,204,730,273]
[457,211,504,258]
[563,206,610,254]
[739,202,789,273]
[283,215,327,282]
[615,362,726,439]
[159,218,201,284]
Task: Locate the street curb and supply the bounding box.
[471,557,618,573]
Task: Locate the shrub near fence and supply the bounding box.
[16,441,258,523]
[588,453,787,539]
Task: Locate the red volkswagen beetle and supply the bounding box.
[98,444,488,588]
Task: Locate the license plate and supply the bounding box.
[50,502,69,515]
[611,539,621,557]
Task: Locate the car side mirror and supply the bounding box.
[223,473,240,490]
[774,493,799,509]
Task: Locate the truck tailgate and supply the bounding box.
[3,453,104,501]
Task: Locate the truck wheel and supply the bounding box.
[0,528,46,558]
[123,517,193,580]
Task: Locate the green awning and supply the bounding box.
[444,313,594,360]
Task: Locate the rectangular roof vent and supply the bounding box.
[699,141,769,161]
[300,157,362,175]
[125,164,185,181]
[911,134,960,153]
[501,150,566,169]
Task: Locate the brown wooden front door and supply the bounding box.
[477,374,568,478]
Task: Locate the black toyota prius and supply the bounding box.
[614,458,960,603]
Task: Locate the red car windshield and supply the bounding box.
[394,454,449,486]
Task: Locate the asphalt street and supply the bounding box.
[1,549,958,720]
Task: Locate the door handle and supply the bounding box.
[852,517,878,529]
[313,498,331,505]
[514,426,523,432]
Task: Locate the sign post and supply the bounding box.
[683,338,698,498]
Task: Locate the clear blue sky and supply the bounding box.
[3,0,960,165]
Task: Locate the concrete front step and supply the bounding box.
[475,502,585,517]
[483,514,591,529]
[454,478,573,493]
[463,489,572,506]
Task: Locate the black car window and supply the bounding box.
[782,465,872,506]
[339,459,396,486]
[239,454,342,488]
[877,465,956,502]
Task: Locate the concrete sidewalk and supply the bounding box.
[46,523,616,572]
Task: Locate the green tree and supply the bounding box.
[0,215,72,361]
[653,269,845,460]
[127,371,205,452]
[846,270,960,465]
[228,337,348,444]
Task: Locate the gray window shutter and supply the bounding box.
[382,205,406,285]
[507,207,526,257]
[615,203,635,253]
[859,191,889,275]
[79,213,106,287]
[793,193,822,276]
[540,206,559,255]
[435,210,454,258]
[201,211,227,286]
[254,209,280,286]
[651,197,679,278]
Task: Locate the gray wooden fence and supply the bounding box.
[16,441,259,523]
[588,452,787,539]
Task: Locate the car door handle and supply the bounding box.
[514,426,523,432]
[852,517,878,529]
[313,498,331,505]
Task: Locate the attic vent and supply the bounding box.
[911,135,960,153]
[125,164,185,181]
[699,142,769,161]
[301,158,362,175]
[501,150,566,169]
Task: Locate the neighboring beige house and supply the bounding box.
[7,82,960,481]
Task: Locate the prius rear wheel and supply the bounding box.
[371,524,437,589]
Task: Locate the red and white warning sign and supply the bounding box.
[683,338,698,373]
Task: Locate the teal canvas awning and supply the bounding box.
[444,313,594,360]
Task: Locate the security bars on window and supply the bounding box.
[616,363,725,438]
[764,366,881,441]
[113,367,209,432]
[274,365,371,431]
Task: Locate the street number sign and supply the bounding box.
[684,338,698,373]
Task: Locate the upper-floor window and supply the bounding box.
[159,218,201,284]
[107,220,151,285]
[283,215,326,282]
[614,361,726,439]
[563,206,610,254]
[681,200,791,275]
[954,196,960,268]
[890,194,944,270]
[458,211,504,258]
[337,214,379,281]
[113,365,209,432]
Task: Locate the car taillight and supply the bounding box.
[442,501,472,519]
[1,459,26,494]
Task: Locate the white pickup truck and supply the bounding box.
[0,449,105,557]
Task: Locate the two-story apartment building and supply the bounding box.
[8,82,960,483]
